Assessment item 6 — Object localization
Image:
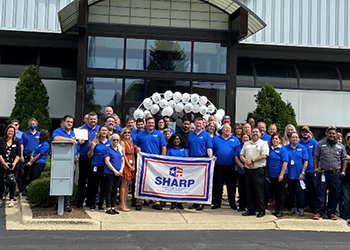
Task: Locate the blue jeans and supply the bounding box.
[341,183,350,219]
[288,179,305,209]
[314,172,341,216]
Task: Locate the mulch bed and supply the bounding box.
[31,205,91,219]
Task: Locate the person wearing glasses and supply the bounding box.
[104,133,124,215]
[10,119,23,140]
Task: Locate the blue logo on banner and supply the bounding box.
[169,166,183,177]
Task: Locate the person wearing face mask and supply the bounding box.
[19,118,40,196]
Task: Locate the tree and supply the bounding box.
[9,65,51,130]
[247,83,297,133]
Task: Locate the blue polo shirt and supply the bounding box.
[16,130,23,140]
[91,139,111,166]
[285,144,308,179]
[52,127,77,157]
[261,133,271,145]
[267,145,289,178]
[131,128,139,141]
[104,146,123,174]
[299,138,318,174]
[79,124,100,155]
[21,130,40,154]
[167,147,188,157]
[115,125,123,132]
[213,135,240,165]
[186,130,213,157]
[134,129,166,155]
[169,127,175,134]
[32,141,50,164]
[235,143,245,175]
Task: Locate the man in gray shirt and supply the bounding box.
[313,125,347,220]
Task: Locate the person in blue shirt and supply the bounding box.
[104,133,124,215]
[299,126,318,212]
[206,121,218,141]
[10,119,23,140]
[20,118,40,196]
[235,132,251,212]
[27,129,50,184]
[77,112,100,208]
[285,132,308,217]
[186,117,213,211]
[212,124,240,210]
[166,133,188,210]
[113,113,123,132]
[267,133,288,217]
[258,122,271,145]
[87,126,111,211]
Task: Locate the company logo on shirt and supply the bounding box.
[297,148,302,151]
[275,150,280,153]
[199,136,203,139]
[153,134,158,137]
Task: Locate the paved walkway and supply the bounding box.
[4,196,350,232]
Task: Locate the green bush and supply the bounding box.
[40,171,50,179]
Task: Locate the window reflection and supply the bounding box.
[237,60,254,87]
[254,62,297,88]
[146,80,190,97]
[193,42,227,74]
[193,81,225,109]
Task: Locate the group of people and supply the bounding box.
[1,106,349,225]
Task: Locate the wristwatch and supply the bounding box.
[302,171,305,175]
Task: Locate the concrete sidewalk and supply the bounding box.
[4,195,350,232]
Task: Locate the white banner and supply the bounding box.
[135,153,215,204]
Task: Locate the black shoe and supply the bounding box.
[106,209,115,215]
[196,205,204,211]
[65,206,72,213]
[257,211,265,218]
[160,201,166,207]
[135,205,142,211]
[111,209,119,214]
[22,190,27,196]
[211,204,221,209]
[288,208,296,216]
[90,205,96,211]
[131,199,136,207]
[170,204,176,210]
[237,207,246,212]
[188,204,198,209]
[230,205,237,210]
[242,211,255,216]
[152,204,163,210]
[274,210,283,217]
[143,201,149,206]
[98,206,104,211]
[177,204,184,210]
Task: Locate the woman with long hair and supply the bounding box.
[155,117,167,133]
[87,126,111,211]
[119,127,136,212]
[104,133,124,215]
[233,123,243,139]
[206,121,218,139]
[282,124,297,146]
[0,125,20,207]
[267,132,288,217]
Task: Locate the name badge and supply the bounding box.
[129,159,133,164]
[291,159,295,165]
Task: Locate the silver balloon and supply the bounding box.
[176,111,184,118]
[175,102,184,112]
[133,109,144,119]
[203,114,210,122]
[199,96,208,106]
[193,104,200,113]
[161,106,173,116]
[216,109,225,116]
[190,93,200,104]
[143,110,151,117]
[150,104,160,114]
[143,98,153,109]
[215,113,223,122]
[182,93,191,103]
[207,104,216,114]
[151,92,161,104]
[158,99,168,109]
[199,105,208,115]
[173,92,182,103]
[164,90,173,100]
[184,103,193,113]
[167,100,176,109]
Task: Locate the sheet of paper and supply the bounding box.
[74,128,88,140]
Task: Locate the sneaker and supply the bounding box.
[313,213,322,220]
[288,208,296,216]
[177,204,184,210]
[299,209,304,217]
[111,209,119,214]
[170,204,176,210]
[106,209,115,215]
[135,204,142,211]
[329,214,337,220]
[65,206,72,212]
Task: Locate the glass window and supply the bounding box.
[193,42,227,74]
[192,81,225,109]
[87,37,124,69]
[1,47,37,65]
[254,62,298,88]
[296,63,341,90]
[85,77,123,116]
[336,64,350,90]
[125,78,146,103]
[146,80,190,97]
[237,60,254,87]
[126,39,146,70]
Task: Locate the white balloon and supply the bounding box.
[199,105,208,115]
[199,96,208,106]
[176,119,183,127]
[158,99,168,109]
[217,109,225,116]
[184,103,193,113]
[208,104,216,114]
[176,111,184,118]
[143,98,153,109]
[190,93,200,104]
[164,90,173,100]
[175,102,184,112]
[173,92,182,103]
[167,100,176,109]
[182,93,191,103]
[143,110,151,117]
[215,113,223,122]
[150,104,160,114]
[203,114,210,122]
[152,92,161,103]
[193,104,200,113]
[133,109,144,119]
[161,107,173,116]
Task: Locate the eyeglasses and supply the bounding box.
[13,124,19,126]
[124,132,131,134]
[112,139,119,142]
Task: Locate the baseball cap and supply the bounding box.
[300,126,310,132]
[326,125,337,132]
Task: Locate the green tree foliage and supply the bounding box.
[8,65,51,130]
[247,83,297,133]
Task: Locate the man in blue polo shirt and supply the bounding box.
[52,115,80,212]
[20,118,40,196]
[212,123,240,210]
[258,122,271,145]
[77,112,100,208]
[299,125,318,212]
[134,117,166,211]
[187,116,213,211]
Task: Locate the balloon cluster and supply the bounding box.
[133,91,226,127]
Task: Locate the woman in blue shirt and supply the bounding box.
[167,133,188,210]
[235,132,251,211]
[27,129,51,185]
[87,126,111,211]
[285,132,308,217]
[267,133,288,217]
[104,133,124,215]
